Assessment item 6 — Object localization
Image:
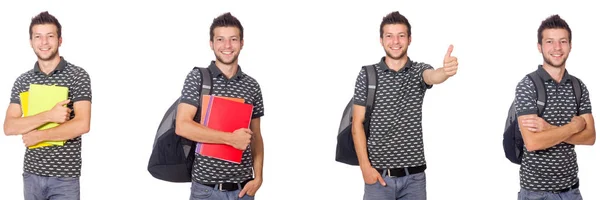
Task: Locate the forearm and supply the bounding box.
[424,68,449,85]
[39,117,89,141]
[175,119,232,145]
[251,134,264,180]
[4,112,50,136]
[526,124,578,151]
[565,126,596,145]
[352,123,371,168]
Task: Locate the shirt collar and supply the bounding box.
[535,64,572,83]
[33,56,67,75]
[377,56,412,72]
[207,61,244,80]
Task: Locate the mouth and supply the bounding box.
[221,51,233,55]
[39,48,51,52]
[550,53,563,58]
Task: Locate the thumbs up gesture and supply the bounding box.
[442,44,458,77]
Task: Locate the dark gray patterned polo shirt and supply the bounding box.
[179,61,264,184]
[9,56,92,177]
[514,65,592,191]
[353,57,433,169]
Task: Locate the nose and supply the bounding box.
[40,36,49,45]
[224,39,232,48]
[392,35,400,44]
[552,41,562,50]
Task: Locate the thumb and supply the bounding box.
[58,99,71,106]
[238,185,249,198]
[378,175,386,186]
[445,44,454,58]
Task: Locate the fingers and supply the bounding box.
[238,185,249,198]
[377,174,387,186]
[57,99,71,106]
[445,44,454,58]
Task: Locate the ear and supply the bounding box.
[380,37,383,47]
[58,37,62,47]
[240,39,244,50]
[210,40,214,51]
[408,35,412,45]
[537,43,542,53]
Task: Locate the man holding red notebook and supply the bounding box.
[175,12,265,200]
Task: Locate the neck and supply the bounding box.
[38,55,61,75]
[215,60,238,79]
[385,55,408,71]
[542,63,566,83]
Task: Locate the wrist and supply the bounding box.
[41,112,51,123]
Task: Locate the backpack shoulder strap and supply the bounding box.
[570,75,582,115]
[193,67,213,122]
[364,65,377,116]
[526,71,546,117]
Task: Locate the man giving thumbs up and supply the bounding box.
[350,11,458,200]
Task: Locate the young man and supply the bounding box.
[514,15,595,200]
[175,12,264,200]
[351,11,458,200]
[3,11,92,200]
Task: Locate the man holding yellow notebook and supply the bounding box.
[3,11,92,200]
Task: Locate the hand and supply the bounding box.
[238,178,262,198]
[22,130,43,147]
[361,165,386,186]
[570,116,587,133]
[45,99,71,123]
[442,44,458,77]
[229,128,253,150]
[520,115,554,132]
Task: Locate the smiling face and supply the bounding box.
[380,24,411,61]
[30,24,62,61]
[210,26,243,66]
[538,28,571,68]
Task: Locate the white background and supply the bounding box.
[1,0,598,199]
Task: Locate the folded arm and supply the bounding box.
[564,114,595,145]
[4,103,50,135]
[518,114,585,151]
[175,102,232,144]
[35,100,91,141]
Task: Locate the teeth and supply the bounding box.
[222,51,232,55]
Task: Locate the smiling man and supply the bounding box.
[351,11,458,200]
[514,14,595,200]
[3,11,92,200]
[175,12,264,200]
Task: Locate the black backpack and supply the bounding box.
[503,70,582,164]
[147,67,212,182]
[335,65,377,166]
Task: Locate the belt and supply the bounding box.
[549,181,579,194]
[201,179,253,191]
[376,165,427,177]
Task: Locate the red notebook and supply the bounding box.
[196,95,253,164]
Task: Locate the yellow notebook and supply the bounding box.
[22,84,69,149]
